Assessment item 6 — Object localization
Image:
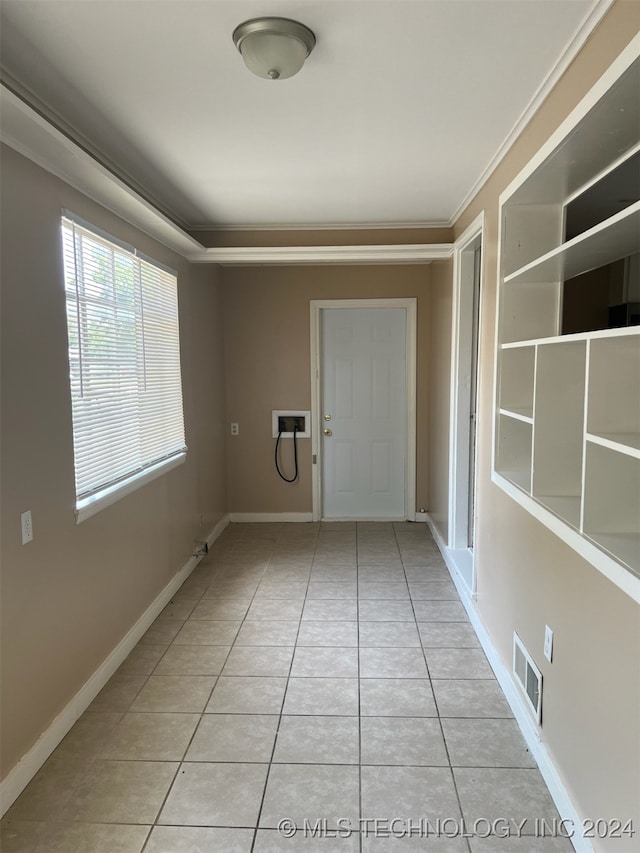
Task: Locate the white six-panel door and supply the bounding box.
[320,306,407,519]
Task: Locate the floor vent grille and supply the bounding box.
[513,632,542,723]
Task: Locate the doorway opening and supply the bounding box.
[448,213,484,593]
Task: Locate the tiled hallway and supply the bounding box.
[2,522,572,852]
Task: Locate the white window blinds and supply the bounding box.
[61,215,186,517]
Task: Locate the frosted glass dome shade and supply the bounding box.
[233,18,316,80]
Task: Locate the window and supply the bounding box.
[61,213,186,522]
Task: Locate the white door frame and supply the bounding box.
[448,213,484,587]
[310,298,417,522]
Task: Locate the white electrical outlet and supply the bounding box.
[21,510,33,544]
[544,625,554,663]
[230,422,239,436]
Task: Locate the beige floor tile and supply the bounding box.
[404,565,450,581]
[358,582,409,600]
[469,836,574,852]
[63,760,177,823]
[145,826,254,853]
[0,819,47,853]
[222,646,294,677]
[312,554,358,567]
[5,758,91,821]
[186,713,279,761]
[99,712,199,760]
[412,601,469,622]
[357,600,415,622]
[359,679,437,717]
[361,765,461,821]
[160,599,197,620]
[273,715,360,764]
[158,762,268,827]
[190,598,250,620]
[408,581,459,600]
[254,582,308,599]
[296,620,358,647]
[173,619,241,645]
[139,619,184,645]
[309,566,358,582]
[235,620,300,646]
[426,649,494,680]
[118,644,166,675]
[89,675,146,712]
[262,566,312,582]
[52,712,122,759]
[432,680,513,718]
[453,768,561,832]
[442,719,537,768]
[356,552,402,568]
[362,835,468,851]
[254,828,360,851]
[291,646,359,678]
[130,675,215,712]
[206,676,287,714]
[359,621,421,647]
[357,566,406,582]
[6,523,567,848]
[154,644,230,675]
[360,648,428,679]
[260,764,360,830]
[417,622,481,649]
[360,717,448,766]
[34,822,150,853]
[306,582,358,599]
[302,600,358,621]
[246,599,304,621]
[283,677,359,716]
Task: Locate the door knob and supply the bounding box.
[323,414,332,421]
[323,428,332,436]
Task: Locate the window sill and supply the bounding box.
[75,451,187,524]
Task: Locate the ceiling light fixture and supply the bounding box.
[232,17,316,80]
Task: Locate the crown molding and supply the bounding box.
[186,243,453,266]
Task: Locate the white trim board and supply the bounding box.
[186,244,453,266]
[0,514,230,817]
[426,514,595,853]
[228,513,314,523]
[309,298,418,523]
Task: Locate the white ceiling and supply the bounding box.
[0,0,602,231]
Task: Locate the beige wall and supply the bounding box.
[0,145,228,778]
[190,226,453,248]
[438,2,640,844]
[222,264,431,514]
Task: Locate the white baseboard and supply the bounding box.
[229,512,314,523]
[0,514,230,817]
[413,511,428,522]
[426,515,593,853]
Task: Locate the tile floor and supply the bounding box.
[2,522,573,852]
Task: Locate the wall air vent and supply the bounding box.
[513,632,543,723]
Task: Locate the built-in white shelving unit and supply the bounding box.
[494,41,640,599]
